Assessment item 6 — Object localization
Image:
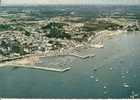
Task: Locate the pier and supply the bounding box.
[0,64,72,72]
[46,53,96,59]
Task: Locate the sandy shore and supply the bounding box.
[14,54,40,65]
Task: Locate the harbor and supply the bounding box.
[0,32,140,98]
[0,4,140,98]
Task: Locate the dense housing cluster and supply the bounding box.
[0,12,140,60]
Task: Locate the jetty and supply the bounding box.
[69,54,95,59]
[0,64,72,72]
[46,53,95,59]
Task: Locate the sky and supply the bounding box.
[2,0,140,5]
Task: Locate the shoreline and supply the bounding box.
[0,30,126,72]
[0,48,96,72]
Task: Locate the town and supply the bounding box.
[0,11,139,63]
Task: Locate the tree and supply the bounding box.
[42,22,71,39]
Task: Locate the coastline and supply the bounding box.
[0,30,125,72]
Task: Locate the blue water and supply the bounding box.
[0,32,140,98]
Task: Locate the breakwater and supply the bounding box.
[0,64,72,72]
